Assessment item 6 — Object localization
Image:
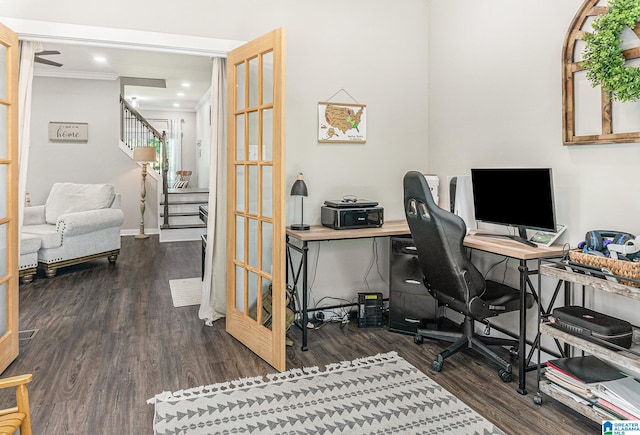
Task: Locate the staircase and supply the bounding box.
[120,95,208,242]
[159,188,208,242]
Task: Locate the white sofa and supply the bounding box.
[19,234,42,284]
[22,183,125,278]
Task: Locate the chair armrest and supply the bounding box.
[23,206,46,226]
[0,374,32,389]
[57,208,125,237]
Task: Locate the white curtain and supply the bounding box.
[17,41,42,232]
[166,118,183,184]
[199,57,227,325]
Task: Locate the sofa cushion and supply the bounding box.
[20,234,42,255]
[21,225,63,249]
[45,183,116,225]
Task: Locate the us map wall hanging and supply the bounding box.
[318,100,367,143]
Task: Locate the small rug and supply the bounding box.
[169,278,202,307]
[148,351,505,434]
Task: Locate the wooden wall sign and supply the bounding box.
[563,0,640,145]
[48,122,88,143]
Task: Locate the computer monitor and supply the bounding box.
[470,168,557,247]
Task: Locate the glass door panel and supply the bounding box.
[248,57,259,108]
[262,109,273,161]
[262,51,273,105]
[235,166,245,212]
[0,44,5,99]
[248,165,258,215]
[235,113,245,160]
[235,62,245,111]
[235,265,245,311]
[0,105,6,159]
[0,165,6,219]
[235,216,245,263]
[248,219,258,269]
[262,166,273,218]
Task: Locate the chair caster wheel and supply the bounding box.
[431,360,443,372]
[414,335,424,345]
[534,392,542,405]
[499,369,512,383]
[509,347,518,360]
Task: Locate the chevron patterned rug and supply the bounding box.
[148,351,505,434]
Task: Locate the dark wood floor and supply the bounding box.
[0,235,599,434]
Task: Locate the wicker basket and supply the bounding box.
[569,249,640,288]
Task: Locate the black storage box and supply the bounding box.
[551,306,633,350]
[358,292,384,328]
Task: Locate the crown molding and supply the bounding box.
[0,17,245,57]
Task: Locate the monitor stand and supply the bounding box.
[475,227,537,248]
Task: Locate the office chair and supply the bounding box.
[0,373,33,434]
[403,171,534,382]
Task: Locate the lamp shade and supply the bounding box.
[133,146,156,163]
[290,173,308,196]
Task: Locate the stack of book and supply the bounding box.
[543,355,640,420]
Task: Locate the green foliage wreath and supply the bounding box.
[582,0,640,102]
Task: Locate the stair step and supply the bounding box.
[160,200,208,205]
[160,211,199,217]
[168,188,209,194]
[161,223,207,230]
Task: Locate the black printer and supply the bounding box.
[321,199,384,230]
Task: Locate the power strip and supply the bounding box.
[315,310,348,323]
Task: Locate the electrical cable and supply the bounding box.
[483,256,508,279]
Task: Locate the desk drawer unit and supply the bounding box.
[389,237,439,335]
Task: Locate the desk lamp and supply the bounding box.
[290,173,309,230]
[133,146,157,239]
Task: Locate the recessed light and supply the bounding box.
[173,103,180,107]
[177,92,185,97]
[181,82,190,88]
[94,56,107,63]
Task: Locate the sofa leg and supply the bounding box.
[44,268,57,279]
[19,274,34,285]
[108,254,118,263]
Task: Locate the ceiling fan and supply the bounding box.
[34,50,63,67]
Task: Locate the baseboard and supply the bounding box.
[120,228,160,237]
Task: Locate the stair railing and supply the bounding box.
[119,95,170,227]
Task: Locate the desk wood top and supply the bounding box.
[286,220,411,242]
[287,219,567,260]
[464,232,566,260]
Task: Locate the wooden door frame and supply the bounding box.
[225,28,286,371]
[0,22,20,372]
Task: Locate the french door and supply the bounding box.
[225,28,286,371]
[0,23,20,372]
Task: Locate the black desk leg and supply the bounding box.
[518,259,528,395]
[301,241,309,351]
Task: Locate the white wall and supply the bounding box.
[428,1,640,337]
[8,1,426,303]
[195,95,211,189]
[28,76,155,231]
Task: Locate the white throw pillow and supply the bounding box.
[45,183,116,224]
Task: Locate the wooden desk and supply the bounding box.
[285,220,566,395]
[464,231,566,394]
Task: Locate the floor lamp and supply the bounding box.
[133,146,157,239]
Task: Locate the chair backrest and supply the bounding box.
[173,170,192,188]
[403,171,485,310]
[0,373,32,435]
